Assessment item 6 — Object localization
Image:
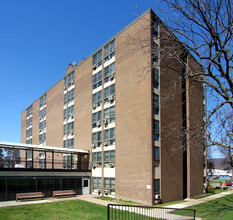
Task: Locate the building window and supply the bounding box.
[152,42,158,63]
[92,131,102,147]
[154,179,160,193]
[104,84,115,104]
[104,40,115,62]
[39,122,43,131]
[68,89,74,104]
[92,110,102,128]
[104,128,115,145]
[92,177,102,189]
[68,71,74,87]
[93,70,102,90]
[93,50,102,68]
[154,146,160,167]
[152,18,158,39]
[39,134,43,144]
[104,106,115,123]
[63,124,66,137]
[40,94,46,108]
[26,105,33,117]
[92,90,102,107]
[43,133,46,144]
[67,138,74,148]
[104,62,115,83]
[92,152,102,164]
[63,140,66,148]
[104,150,115,167]
[68,105,74,119]
[153,93,159,114]
[64,93,67,106]
[68,122,74,135]
[153,120,159,141]
[64,77,67,89]
[64,109,67,121]
[153,68,159,89]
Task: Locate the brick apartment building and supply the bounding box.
[21,9,207,205]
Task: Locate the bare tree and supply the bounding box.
[156,0,233,150]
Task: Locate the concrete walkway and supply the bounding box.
[165,190,233,209]
[0,190,233,209]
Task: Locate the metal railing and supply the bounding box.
[107,204,196,220]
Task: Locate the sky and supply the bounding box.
[0,0,164,143]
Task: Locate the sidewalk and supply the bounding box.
[0,190,233,209]
[165,190,233,209]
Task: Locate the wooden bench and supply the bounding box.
[16,192,44,201]
[52,190,76,198]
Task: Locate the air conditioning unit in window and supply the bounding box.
[64,85,67,90]
[71,132,74,136]
[110,73,115,81]
[109,163,115,168]
[92,143,96,149]
[104,190,109,195]
[92,103,97,110]
[108,95,115,102]
[104,141,109,146]
[96,121,102,127]
[71,114,74,119]
[72,80,75,85]
[103,119,109,126]
[91,163,96,169]
[93,64,97,70]
[39,129,42,132]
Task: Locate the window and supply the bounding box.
[63,140,66,148]
[152,42,158,63]
[92,131,102,147]
[64,93,67,106]
[39,110,43,119]
[104,84,115,104]
[93,70,102,90]
[68,71,74,87]
[44,120,46,129]
[104,106,115,123]
[104,40,115,62]
[40,94,46,108]
[104,178,115,189]
[104,62,115,83]
[92,110,102,128]
[68,122,74,135]
[104,128,115,145]
[44,107,46,117]
[43,133,46,144]
[154,147,160,161]
[39,122,43,131]
[104,150,115,162]
[92,177,102,187]
[26,105,33,117]
[39,134,43,144]
[93,50,102,67]
[68,89,74,104]
[67,138,74,148]
[92,90,102,107]
[63,124,66,137]
[64,77,67,89]
[152,19,158,39]
[64,109,67,121]
[153,120,159,141]
[153,68,159,89]
[153,93,159,114]
[92,152,102,164]
[154,179,160,193]
[68,105,74,119]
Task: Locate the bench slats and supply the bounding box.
[16,192,44,201]
[53,190,75,198]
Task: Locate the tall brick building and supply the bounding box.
[21,9,207,204]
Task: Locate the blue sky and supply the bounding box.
[0,0,161,143]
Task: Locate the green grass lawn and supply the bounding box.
[191,189,228,199]
[173,193,233,220]
[0,200,107,220]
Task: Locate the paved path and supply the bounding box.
[0,190,232,210]
[165,190,233,209]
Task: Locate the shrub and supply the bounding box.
[207,185,215,193]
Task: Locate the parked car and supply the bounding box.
[220,181,233,186]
